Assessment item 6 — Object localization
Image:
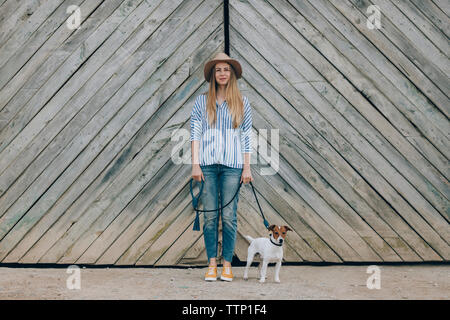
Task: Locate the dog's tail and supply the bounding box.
[244,235,255,243]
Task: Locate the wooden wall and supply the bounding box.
[0,0,448,266]
[229,0,449,264]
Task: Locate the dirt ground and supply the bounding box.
[0,264,448,300]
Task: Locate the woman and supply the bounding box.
[190,52,253,282]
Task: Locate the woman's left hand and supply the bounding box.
[240,166,254,184]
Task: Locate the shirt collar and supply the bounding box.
[216,100,226,108]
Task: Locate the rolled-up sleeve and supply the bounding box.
[190,97,202,142]
[240,96,253,153]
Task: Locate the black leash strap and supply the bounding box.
[190,179,269,231]
[248,181,270,229]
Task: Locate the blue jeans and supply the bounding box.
[200,164,243,263]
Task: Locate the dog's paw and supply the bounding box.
[274,278,280,283]
[243,276,248,281]
[259,278,265,283]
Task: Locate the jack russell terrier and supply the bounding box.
[243,225,292,283]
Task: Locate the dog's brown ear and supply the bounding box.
[268,224,276,231]
[283,226,292,232]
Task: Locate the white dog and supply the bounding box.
[243,225,292,283]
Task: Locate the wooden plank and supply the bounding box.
[155,216,208,266]
[230,2,445,261]
[411,0,450,38]
[0,0,216,263]
[393,0,450,56]
[54,7,223,265]
[234,191,305,263]
[233,2,415,262]
[0,0,121,202]
[325,0,450,188]
[94,165,194,264]
[51,1,222,264]
[36,87,211,264]
[300,0,450,163]
[238,82,405,262]
[350,0,450,100]
[0,0,145,159]
[233,233,250,265]
[0,0,103,100]
[89,72,221,264]
[329,0,449,123]
[0,0,124,127]
[75,159,192,264]
[154,219,203,266]
[299,0,450,230]
[371,0,449,75]
[241,77,419,262]
[0,0,183,261]
[237,0,450,236]
[0,0,446,266]
[432,0,450,16]
[0,0,28,45]
[112,173,196,266]
[0,0,64,67]
[0,0,184,225]
[75,62,221,264]
[104,88,213,265]
[181,236,206,260]
[230,7,368,262]
[273,0,450,190]
[0,0,84,90]
[19,54,213,266]
[236,0,450,215]
[296,1,450,225]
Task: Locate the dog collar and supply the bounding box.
[270,238,283,247]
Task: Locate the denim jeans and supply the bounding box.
[200,164,243,263]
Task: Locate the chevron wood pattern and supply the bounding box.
[227,0,449,264]
[0,0,225,266]
[0,0,448,266]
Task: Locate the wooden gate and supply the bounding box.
[0,0,448,266]
[228,0,449,264]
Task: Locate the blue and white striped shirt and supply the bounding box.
[190,94,252,169]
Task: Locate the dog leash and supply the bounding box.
[190,179,270,231]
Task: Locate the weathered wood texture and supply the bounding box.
[227,0,449,264]
[0,0,225,266]
[0,0,448,266]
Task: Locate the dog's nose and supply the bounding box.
[279,238,283,243]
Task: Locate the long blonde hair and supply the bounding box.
[205,62,244,129]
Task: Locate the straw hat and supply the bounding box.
[203,52,242,82]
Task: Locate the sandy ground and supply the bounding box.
[0,264,448,300]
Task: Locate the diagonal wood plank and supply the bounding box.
[0,0,447,266]
[230,0,448,261]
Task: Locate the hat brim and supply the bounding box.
[204,59,242,82]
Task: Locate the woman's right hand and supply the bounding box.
[192,164,205,182]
